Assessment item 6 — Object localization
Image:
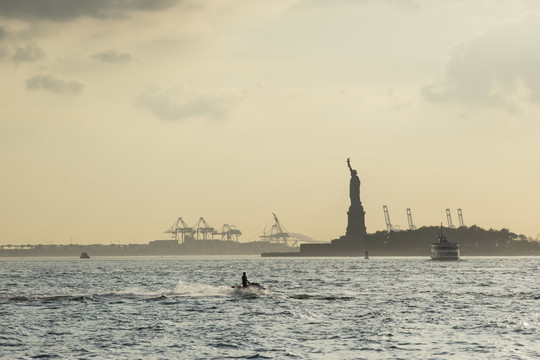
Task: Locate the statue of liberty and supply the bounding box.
[347,158,361,206]
[345,157,367,239]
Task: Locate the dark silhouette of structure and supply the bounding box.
[345,158,367,240]
[263,158,368,256]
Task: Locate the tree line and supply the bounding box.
[364,225,540,256]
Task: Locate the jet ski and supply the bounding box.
[231,282,266,290]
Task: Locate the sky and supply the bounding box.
[1,0,540,245]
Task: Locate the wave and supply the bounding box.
[172,280,236,297]
[2,280,265,303]
[289,294,354,301]
[3,295,97,303]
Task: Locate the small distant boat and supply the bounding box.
[431,226,459,260]
[364,250,369,260]
[80,252,90,259]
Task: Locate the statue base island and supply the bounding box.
[262,158,368,257]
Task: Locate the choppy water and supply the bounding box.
[1,256,538,359]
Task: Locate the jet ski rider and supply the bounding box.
[242,272,250,287]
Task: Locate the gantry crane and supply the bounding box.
[406,208,417,230]
[259,213,318,247]
[383,205,400,232]
[166,217,243,242]
[194,217,215,240]
[164,217,194,243]
[260,213,291,245]
[218,224,242,242]
[446,209,456,229]
[457,209,465,227]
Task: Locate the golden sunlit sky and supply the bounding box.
[1,0,540,245]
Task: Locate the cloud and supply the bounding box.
[0,45,8,60]
[11,43,45,64]
[0,0,183,22]
[91,49,132,63]
[0,47,8,58]
[385,0,421,13]
[385,88,414,111]
[422,13,540,110]
[138,87,238,121]
[0,26,9,59]
[26,74,84,95]
[0,26,45,64]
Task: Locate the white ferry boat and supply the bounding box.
[431,226,459,260]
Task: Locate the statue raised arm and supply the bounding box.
[347,158,361,206]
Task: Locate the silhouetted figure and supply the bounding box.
[345,158,367,239]
[347,158,361,206]
[242,272,250,287]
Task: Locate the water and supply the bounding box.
[1,257,538,359]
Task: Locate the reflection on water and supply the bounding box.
[1,256,538,359]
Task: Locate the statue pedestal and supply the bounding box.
[345,203,367,241]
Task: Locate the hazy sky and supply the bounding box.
[2,0,540,245]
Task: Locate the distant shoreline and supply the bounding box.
[2,225,539,257]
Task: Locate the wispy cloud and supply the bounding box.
[0,26,10,60]
[12,43,45,64]
[26,74,84,95]
[0,26,46,64]
[138,87,239,121]
[422,13,540,110]
[91,49,131,63]
[0,0,183,22]
[0,26,7,40]
[385,0,421,13]
[0,45,9,60]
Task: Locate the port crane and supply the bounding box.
[165,217,243,242]
[218,224,242,242]
[383,205,401,232]
[194,217,215,240]
[406,208,416,230]
[164,217,195,243]
[457,209,465,227]
[259,213,317,247]
[446,209,456,229]
[260,213,291,245]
